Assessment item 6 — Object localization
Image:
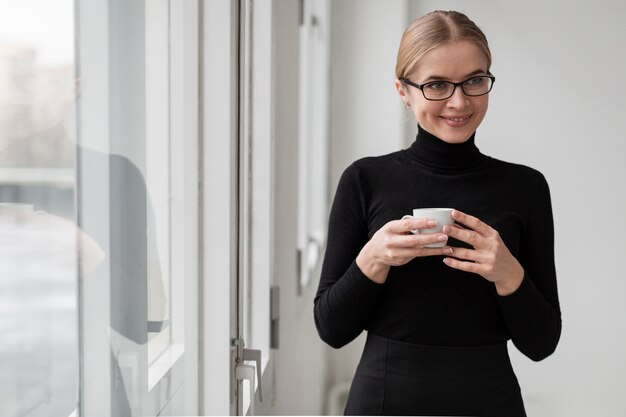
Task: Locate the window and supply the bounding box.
[0,1,79,416]
[145,0,173,371]
[202,0,238,414]
[240,0,273,412]
[76,0,199,415]
[297,0,331,293]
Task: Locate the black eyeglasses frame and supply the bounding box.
[399,74,496,101]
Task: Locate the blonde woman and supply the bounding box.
[314,10,561,416]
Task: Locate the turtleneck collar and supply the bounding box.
[405,125,485,173]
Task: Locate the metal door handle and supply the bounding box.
[235,347,263,415]
[235,364,257,415]
[243,348,263,402]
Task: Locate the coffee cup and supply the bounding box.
[402,208,454,248]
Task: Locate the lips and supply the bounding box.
[441,114,471,122]
[440,114,472,127]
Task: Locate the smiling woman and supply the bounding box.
[314,10,561,416]
[397,39,492,143]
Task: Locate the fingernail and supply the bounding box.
[443,247,453,254]
[427,219,437,227]
[437,234,448,242]
[442,225,450,233]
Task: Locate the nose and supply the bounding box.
[446,85,469,109]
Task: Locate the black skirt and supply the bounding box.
[344,333,527,416]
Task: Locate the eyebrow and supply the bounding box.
[421,69,488,83]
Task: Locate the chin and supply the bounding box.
[438,128,474,144]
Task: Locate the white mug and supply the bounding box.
[402,208,454,248]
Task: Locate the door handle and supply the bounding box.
[235,347,263,415]
[243,348,263,402]
[235,364,257,415]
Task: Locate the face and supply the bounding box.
[396,40,490,144]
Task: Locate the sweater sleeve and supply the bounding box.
[313,163,385,349]
[497,172,562,361]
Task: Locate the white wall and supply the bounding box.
[329,1,626,416]
[329,0,409,185]
[407,1,626,415]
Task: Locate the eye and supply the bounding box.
[423,81,449,91]
[465,76,485,86]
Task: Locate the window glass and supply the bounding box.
[0,1,79,416]
[297,0,331,293]
[145,0,172,367]
[76,0,198,414]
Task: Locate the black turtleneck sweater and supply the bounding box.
[314,127,561,361]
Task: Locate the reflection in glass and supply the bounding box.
[0,1,78,416]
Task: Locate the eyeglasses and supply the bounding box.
[400,74,495,101]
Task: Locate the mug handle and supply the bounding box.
[402,214,419,234]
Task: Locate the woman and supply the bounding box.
[314,10,561,416]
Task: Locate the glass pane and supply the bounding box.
[75,0,180,413]
[0,1,78,416]
[145,0,172,366]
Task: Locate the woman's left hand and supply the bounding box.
[442,210,524,296]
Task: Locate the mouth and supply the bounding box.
[440,114,472,127]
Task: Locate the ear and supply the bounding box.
[395,79,410,107]
[395,79,407,98]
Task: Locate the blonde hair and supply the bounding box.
[395,11,492,80]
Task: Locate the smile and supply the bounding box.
[441,115,471,122]
[440,114,472,127]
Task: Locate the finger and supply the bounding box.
[381,247,421,265]
[382,245,449,265]
[392,232,448,249]
[408,245,454,258]
[419,246,454,257]
[442,256,483,274]
[388,217,438,234]
[451,210,496,236]
[442,223,484,248]
[443,246,483,263]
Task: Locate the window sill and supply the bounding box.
[148,342,184,391]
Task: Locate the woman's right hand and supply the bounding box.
[356,217,450,284]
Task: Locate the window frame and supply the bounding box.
[76,0,199,414]
[297,0,331,294]
[201,0,238,414]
